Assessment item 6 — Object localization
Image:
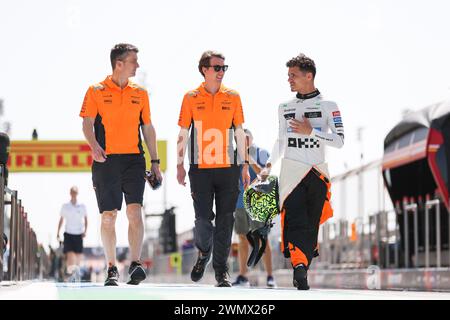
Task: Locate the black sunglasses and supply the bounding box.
[208,65,229,72]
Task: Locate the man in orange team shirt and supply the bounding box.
[80,43,162,286]
[177,50,250,287]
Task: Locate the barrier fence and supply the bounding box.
[0,165,47,282]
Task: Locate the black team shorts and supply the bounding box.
[63,232,83,254]
[92,154,146,213]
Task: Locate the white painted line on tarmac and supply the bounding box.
[1,282,450,300]
[0,281,59,300]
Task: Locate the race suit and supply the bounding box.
[267,89,344,268]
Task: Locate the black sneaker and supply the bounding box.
[104,265,119,286]
[127,261,147,285]
[293,264,309,290]
[190,252,210,282]
[215,270,232,287]
[266,275,277,288]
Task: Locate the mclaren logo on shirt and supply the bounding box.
[195,101,206,108]
[288,138,320,148]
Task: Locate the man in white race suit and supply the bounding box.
[261,53,344,290]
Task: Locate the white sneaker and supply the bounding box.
[68,266,81,283]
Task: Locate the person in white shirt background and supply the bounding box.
[57,186,88,277]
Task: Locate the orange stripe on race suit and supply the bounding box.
[289,242,308,267]
[280,208,286,254]
[314,169,333,225]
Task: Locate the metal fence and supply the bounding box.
[315,196,450,269]
[0,165,48,282]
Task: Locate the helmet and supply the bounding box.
[243,175,279,223]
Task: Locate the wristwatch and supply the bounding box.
[151,159,160,164]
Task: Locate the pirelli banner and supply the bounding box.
[8,140,167,173]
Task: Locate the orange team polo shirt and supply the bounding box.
[79,76,151,155]
[178,82,245,169]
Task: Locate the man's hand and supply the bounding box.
[83,117,107,162]
[151,163,163,183]
[57,234,61,242]
[259,163,272,182]
[91,144,107,162]
[242,164,251,189]
[289,116,313,135]
[177,164,186,186]
[82,232,86,238]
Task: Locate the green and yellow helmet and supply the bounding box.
[243,176,280,223]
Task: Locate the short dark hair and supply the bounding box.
[110,43,139,70]
[198,50,225,77]
[286,53,316,78]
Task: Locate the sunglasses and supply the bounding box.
[208,65,229,72]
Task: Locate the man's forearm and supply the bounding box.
[177,128,189,166]
[142,124,158,160]
[82,119,99,149]
[234,126,247,164]
[57,218,63,236]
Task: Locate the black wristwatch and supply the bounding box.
[151,159,160,164]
